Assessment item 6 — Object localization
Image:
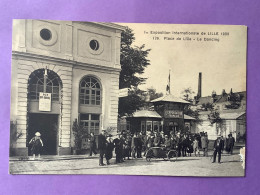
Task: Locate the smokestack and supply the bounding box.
[197,72,202,99]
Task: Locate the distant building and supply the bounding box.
[125,94,191,135]
[196,110,246,140]
[194,89,246,111]
[191,72,246,140]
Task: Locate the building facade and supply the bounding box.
[125,94,190,135]
[196,111,246,141]
[11,20,125,156]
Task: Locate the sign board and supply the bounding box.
[119,88,129,98]
[39,92,51,111]
[164,110,183,118]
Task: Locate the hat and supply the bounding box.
[102,129,106,132]
[165,135,168,137]
[35,132,41,136]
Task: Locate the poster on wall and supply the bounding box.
[39,92,51,111]
[9,19,246,177]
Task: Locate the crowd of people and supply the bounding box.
[27,129,237,164]
[92,129,237,166]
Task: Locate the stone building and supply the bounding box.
[10,20,125,155]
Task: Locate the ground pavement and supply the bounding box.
[9,148,245,176]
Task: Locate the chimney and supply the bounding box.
[197,72,202,99]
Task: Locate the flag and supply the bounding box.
[166,71,170,94]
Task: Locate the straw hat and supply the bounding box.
[35,132,41,136]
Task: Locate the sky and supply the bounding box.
[118,23,247,98]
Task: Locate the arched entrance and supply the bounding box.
[27,68,62,155]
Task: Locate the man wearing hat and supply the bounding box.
[227,134,235,155]
[98,130,107,166]
[164,135,172,150]
[153,132,161,147]
[176,132,182,157]
[113,132,122,163]
[136,132,143,158]
[212,136,224,163]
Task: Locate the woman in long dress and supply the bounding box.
[29,132,44,160]
[105,136,114,165]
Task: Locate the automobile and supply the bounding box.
[145,147,178,162]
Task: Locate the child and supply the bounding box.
[29,132,43,160]
[192,138,200,157]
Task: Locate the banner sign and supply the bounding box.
[39,92,51,111]
[164,110,183,118]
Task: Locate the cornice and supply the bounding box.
[12,51,121,73]
[75,21,126,32]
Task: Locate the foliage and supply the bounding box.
[225,94,241,109]
[201,102,214,111]
[146,87,163,101]
[118,27,151,117]
[72,119,84,151]
[183,106,202,125]
[10,121,23,148]
[118,87,146,117]
[119,27,151,89]
[208,110,221,125]
[181,87,195,102]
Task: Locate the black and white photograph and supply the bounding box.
[9,20,247,176]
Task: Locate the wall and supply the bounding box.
[70,67,120,146]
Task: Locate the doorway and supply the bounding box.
[27,113,58,155]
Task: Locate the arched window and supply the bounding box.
[79,76,101,106]
[28,69,62,101]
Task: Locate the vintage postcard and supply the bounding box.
[9,20,247,176]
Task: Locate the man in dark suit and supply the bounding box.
[99,130,107,166]
[136,132,143,158]
[212,136,224,163]
[228,134,235,155]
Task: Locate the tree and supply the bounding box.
[201,102,214,111]
[226,94,241,109]
[181,87,195,102]
[118,87,146,117]
[207,110,223,135]
[183,106,202,124]
[208,110,221,125]
[146,87,163,101]
[10,121,23,156]
[72,119,84,152]
[118,27,151,117]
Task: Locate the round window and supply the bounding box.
[40,29,52,41]
[89,40,99,51]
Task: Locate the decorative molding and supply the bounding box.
[12,51,121,73]
[75,21,126,32]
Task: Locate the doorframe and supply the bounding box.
[27,113,59,155]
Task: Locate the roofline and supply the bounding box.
[75,21,126,31]
[151,100,190,104]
